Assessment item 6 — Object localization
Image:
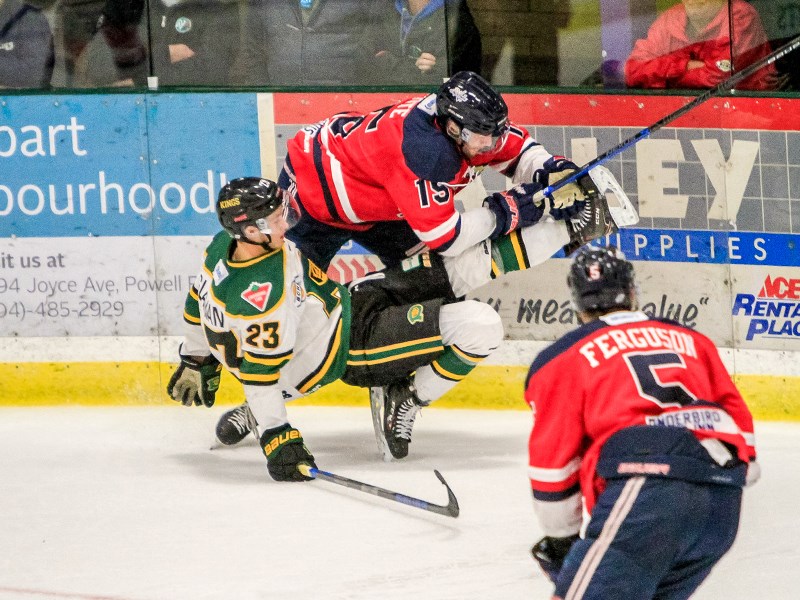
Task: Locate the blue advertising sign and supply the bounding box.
[0,93,261,238]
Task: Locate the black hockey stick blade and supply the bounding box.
[298,464,460,518]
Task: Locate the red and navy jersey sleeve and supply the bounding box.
[525,323,605,499]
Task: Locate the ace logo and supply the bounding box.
[242,282,272,311]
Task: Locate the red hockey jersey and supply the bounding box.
[284,93,553,252]
[525,311,756,525]
[625,0,777,90]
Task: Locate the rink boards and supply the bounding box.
[0,91,798,418]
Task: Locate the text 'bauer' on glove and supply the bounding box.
[167,349,223,407]
[483,182,545,239]
[531,534,579,584]
[260,423,317,482]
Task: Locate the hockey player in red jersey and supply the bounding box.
[525,245,758,599]
[278,71,618,271]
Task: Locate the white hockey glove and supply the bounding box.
[167,347,222,407]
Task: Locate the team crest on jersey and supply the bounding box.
[241,281,272,311]
[407,304,425,324]
[716,59,732,73]
[213,260,229,285]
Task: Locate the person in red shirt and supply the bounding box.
[625,0,779,90]
[525,245,759,599]
[278,71,618,271]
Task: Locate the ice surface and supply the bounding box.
[0,406,797,600]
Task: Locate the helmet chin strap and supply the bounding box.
[238,230,273,252]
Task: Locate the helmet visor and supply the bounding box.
[459,127,504,154]
[254,192,300,237]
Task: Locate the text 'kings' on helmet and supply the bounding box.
[216,177,285,239]
[567,245,635,313]
[436,71,508,137]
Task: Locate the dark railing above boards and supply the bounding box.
[0,0,798,94]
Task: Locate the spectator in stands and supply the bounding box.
[149,0,241,86]
[625,0,780,91]
[235,0,387,86]
[0,0,54,88]
[57,0,146,87]
[372,0,482,84]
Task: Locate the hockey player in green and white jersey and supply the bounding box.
[168,171,636,475]
[168,176,507,478]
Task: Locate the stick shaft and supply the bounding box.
[542,34,800,194]
[300,465,459,517]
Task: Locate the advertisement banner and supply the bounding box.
[1,91,799,354]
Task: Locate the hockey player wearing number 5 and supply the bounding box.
[279,70,620,271]
[526,246,759,599]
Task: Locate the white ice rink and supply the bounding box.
[1,406,798,600]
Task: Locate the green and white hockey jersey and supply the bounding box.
[181,232,351,428]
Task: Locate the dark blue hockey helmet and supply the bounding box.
[436,71,509,137]
[567,245,635,313]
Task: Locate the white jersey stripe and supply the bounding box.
[329,154,363,224]
[565,476,646,600]
[528,457,582,483]
[413,212,460,243]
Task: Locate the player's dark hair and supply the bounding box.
[567,245,635,314]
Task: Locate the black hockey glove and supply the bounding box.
[260,424,317,482]
[531,534,579,584]
[483,182,545,239]
[167,350,222,407]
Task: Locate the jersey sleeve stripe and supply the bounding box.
[532,482,581,502]
[237,371,281,384]
[244,351,294,366]
[329,153,363,223]
[312,135,344,223]
[183,311,201,325]
[298,316,345,393]
[412,212,460,244]
[528,457,582,482]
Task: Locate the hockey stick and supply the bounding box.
[297,464,460,518]
[540,33,800,198]
[234,407,459,517]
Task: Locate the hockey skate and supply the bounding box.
[563,165,639,256]
[215,403,255,446]
[370,377,426,460]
